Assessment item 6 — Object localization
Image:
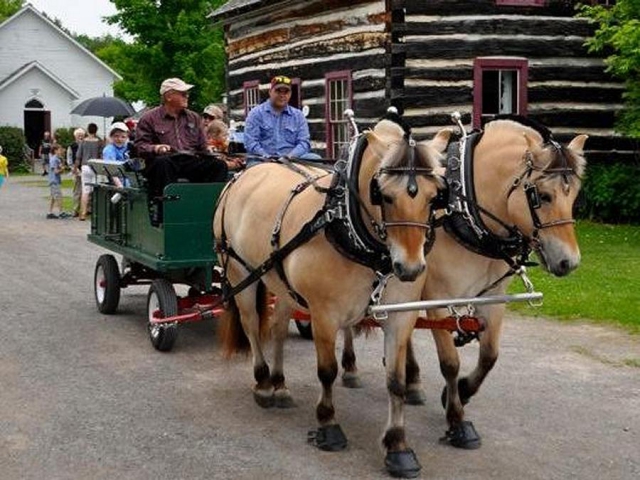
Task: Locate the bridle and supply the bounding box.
[506,140,579,246]
[364,137,440,243]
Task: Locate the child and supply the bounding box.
[0,146,8,189]
[46,145,65,219]
[206,120,243,170]
[102,122,130,202]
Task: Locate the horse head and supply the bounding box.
[506,129,588,276]
[361,119,449,281]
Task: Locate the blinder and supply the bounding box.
[370,175,383,206]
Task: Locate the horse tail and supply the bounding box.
[256,280,272,342]
[219,280,272,358]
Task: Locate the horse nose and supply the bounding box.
[553,258,576,277]
[393,261,425,282]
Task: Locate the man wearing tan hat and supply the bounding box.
[135,78,227,223]
[244,75,317,166]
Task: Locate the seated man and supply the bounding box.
[244,75,320,166]
[135,77,228,202]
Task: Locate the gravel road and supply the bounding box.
[1,176,638,480]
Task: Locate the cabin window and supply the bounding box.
[243,80,260,117]
[325,70,352,159]
[290,78,302,109]
[495,0,546,6]
[473,58,528,129]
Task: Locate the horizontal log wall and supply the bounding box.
[393,0,631,164]
[223,0,390,154]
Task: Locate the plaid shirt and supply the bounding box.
[135,105,207,159]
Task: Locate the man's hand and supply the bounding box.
[154,144,172,155]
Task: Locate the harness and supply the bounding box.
[216,130,437,309]
[441,126,578,297]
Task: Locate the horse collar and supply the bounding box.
[442,132,531,263]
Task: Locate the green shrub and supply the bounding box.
[577,162,640,224]
[0,126,30,173]
[54,127,75,149]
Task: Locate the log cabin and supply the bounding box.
[210,0,633,163]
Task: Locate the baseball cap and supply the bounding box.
[109,122,129,136]
[270,75,292,90]
[203,104,224,119]
[160,77,194,95]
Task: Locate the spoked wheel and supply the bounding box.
[147,279,178,352]
[295,320,313,340]
[94,254,121,314]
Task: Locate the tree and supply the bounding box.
[105,0,228,112]
[581,0,640,137]
[0,0,23,22]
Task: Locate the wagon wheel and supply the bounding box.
[295,320,313,340]
[94,254,121,314]
[147,279,178,352]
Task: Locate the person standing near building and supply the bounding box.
[244,75,318,166]
[67,128,85,217]
[75,123,103,221]
[46,145,65,219]
[0,146,9,189]
[38,131,53,176]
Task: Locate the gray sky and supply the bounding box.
[29,0,125,38]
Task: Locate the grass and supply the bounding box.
[510,221,640,333]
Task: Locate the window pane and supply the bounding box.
[499,70,518,114]
[482,70,500,115]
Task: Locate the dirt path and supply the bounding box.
[0,176,638,480]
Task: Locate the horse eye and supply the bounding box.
[540,192,553,203]
[382,195,393,204]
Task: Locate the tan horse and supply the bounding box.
[342,118,588,448]
[214,116,450,478]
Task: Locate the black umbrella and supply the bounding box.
[71,95,136,117]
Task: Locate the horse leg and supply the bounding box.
[341,327,362,389]
[405,338,426,405]
[271,299,296,408]
[230,273,274,408]
[309,314,347,452]
[382,316,422,478]
[433,327,481,450]
[456,304,505,405]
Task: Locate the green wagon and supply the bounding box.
[87,160,227,351]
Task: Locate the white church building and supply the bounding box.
[0,4,121,150]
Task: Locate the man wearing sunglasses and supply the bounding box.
[135,77,228,224]
[244,75,318,166]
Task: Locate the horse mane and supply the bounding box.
[381,110,411,138]
[484,115,585,176]
[488,114,552,143]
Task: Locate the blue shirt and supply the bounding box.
[102,143,129,162]
[244,100,310,158]
[48,155,61,186]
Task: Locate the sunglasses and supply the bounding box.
[272,76,292,85]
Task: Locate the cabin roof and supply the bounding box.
[209,0,289,21]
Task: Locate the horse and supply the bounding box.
[340,117,588,448]
[213,115,450,478]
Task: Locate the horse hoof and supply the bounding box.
[342,372,363,389]
[441,421,481,450]
[405,388,426,406]
[385,449,421,478]
[440,385,470,409]
[307,424,348,452]
[274,389,297,408]
[253,390,275,409]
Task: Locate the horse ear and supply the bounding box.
[523,131,544,157]
[364,130,389,159]
[429,129,452,153]
[567,134,588,154]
